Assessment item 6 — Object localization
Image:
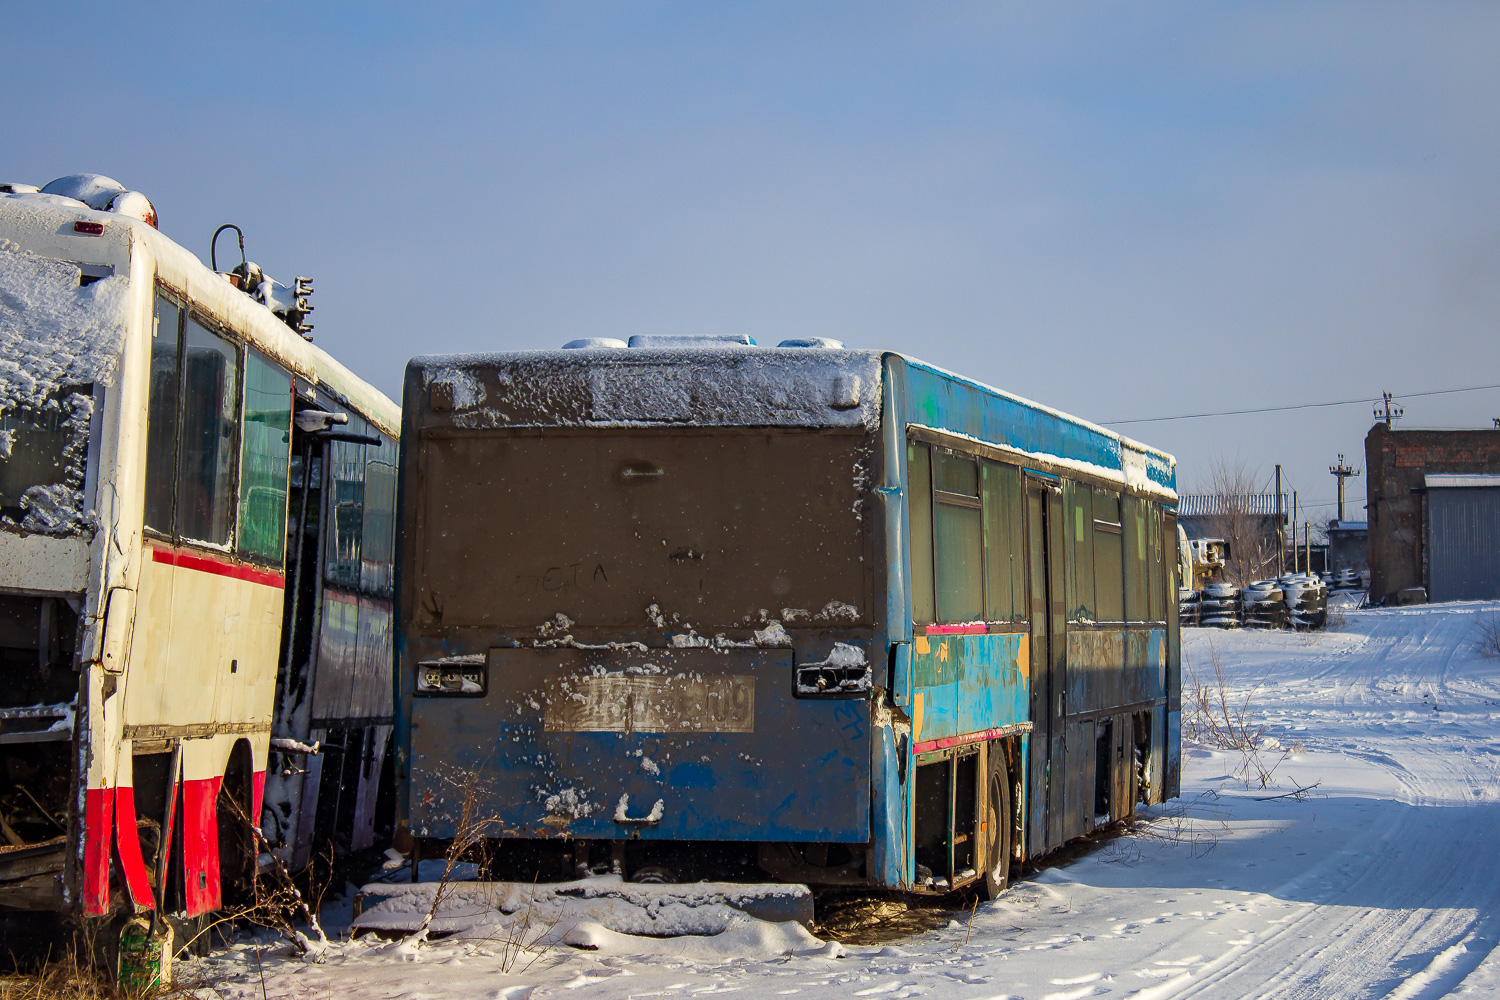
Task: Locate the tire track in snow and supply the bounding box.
[1168,605,1500,999]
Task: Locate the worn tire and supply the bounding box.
[981,754,1012,900]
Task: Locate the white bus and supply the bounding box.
[0,175,399,946]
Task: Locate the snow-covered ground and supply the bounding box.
[187,601,1500,999]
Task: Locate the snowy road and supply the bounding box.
[188,602,1500,999]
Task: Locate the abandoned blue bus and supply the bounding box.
[393,340,1180,895]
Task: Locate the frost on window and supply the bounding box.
[0,248,128,535]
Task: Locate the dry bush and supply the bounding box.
[1198,457,1280,586]
[1109,793,1232,865]
[185,793,329,959]
[1184,643,1290,789]
[1474,612,1500,660]
[402,768,502,948]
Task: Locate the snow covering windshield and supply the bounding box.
[0,248,127,534]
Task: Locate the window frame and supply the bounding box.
[1091,487,1125,624]
[143,282,245,555]
[932,448,984,624]
[236,347,294,567]
[907,429,1172,631]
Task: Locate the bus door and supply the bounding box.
[1024,478,1067,855]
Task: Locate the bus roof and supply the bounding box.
[410,345,1176,500]
[0,193,400,437]
[890,353,1177,500]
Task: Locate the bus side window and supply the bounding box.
[238,350,293,564]
[1147,504,1166,622]
[908,443,935,625]
[360,435,397,596]
[1123,496,1149,623]
[326,421,367,587]
[176,316,239,546]
[144,294,183,535]
[933,451,982,624]
[1092,489,1124,622]
[1063,479,1095,622]
[982,461,1023,622]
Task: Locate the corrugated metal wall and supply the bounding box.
[1427,487,1500,601]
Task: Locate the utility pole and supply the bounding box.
[1373,391,1404,426]
[1329,453,1361,523]
[1275,465,1284,577]
[1292,490,1299,573]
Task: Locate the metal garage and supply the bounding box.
[1425,474,1500,602]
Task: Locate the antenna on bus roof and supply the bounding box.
[210,222,315,341]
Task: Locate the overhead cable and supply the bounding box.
[1105,382,1500,426]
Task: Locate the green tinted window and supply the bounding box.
[908,443,934,624]
[933,452,982,623]
[361,433,398,595]
[237,351,292,563]
[1093,488,1124,622]
[1123,496,1149,622]
[177,316,238,546]
[982,461,1021,621]
[1065,479,1095,621]
[935,450,979,496]
[326,415,368,587]
[1148,503,1166,621]
[936,502,983,622]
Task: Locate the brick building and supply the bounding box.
[1365,424,1500,603]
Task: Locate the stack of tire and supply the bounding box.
[1240,580,1287,629]
[1280,573,1328,629]
[1178,588,1200,627]
[1200,582,1241,628]
[1331,568,1361,592]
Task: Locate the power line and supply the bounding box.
[1105,381,1500,426]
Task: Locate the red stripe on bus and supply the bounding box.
[251,768,266,826]
[923,623,988,635]
[114,785,156,910]
[182,774,223,917]
[914,727,1023,754]
[152,546,285,589]
[82,786,114,915]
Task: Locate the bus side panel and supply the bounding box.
[908,633,1028,746]
[124,551,281,732]
[871,715,907,889]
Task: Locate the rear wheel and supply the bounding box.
[981,753,1012,900]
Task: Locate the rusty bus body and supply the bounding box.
[395,343,1180,893]
[0,183,399,946]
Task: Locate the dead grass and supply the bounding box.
[0,946,210,1000]
[0,954,121,1000]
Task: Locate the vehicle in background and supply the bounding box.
[0,177,399,950]
[394,338,1181,896]
[1185,537,1230,590]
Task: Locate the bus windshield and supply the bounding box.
[413,430,874,631]
[0,251,127,535]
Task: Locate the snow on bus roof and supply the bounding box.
[411,347,884,431]
[412,346,1176,498]
[0,192,400,438]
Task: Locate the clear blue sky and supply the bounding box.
[5,3,1498,521]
